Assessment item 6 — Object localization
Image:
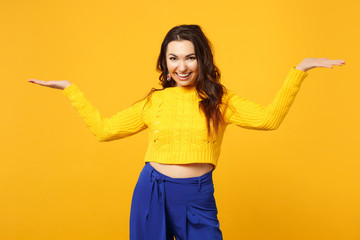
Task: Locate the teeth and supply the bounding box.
[177,73,191,77]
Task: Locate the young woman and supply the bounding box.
[28,24,345,240]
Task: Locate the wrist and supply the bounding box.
[295,65,307,72]
[63,81,72,90]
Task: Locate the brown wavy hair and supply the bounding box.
[143,24,227,137]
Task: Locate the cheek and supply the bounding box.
[190,62,198,72]
[166,62,176,72]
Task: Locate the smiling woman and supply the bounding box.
[154,25,224,139]
[28,24,345,240]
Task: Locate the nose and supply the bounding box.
[177,60,187,72]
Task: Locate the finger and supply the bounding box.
[28,79,43,82]
[321,65,335,69]
[335,59,345,63]
[28,79,41,84]
[28,79,49,86]
[327,63,342,69]
[327,60,345,67]
[333,59,345,64]
[333,61,345,67]
[331,61,343,66]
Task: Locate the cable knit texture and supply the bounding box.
[62,67,307,168]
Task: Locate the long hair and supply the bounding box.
[144,24,227,137]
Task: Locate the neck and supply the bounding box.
[171,84,196,94]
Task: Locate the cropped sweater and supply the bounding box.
[62,67,308,168]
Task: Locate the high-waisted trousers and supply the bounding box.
[130,162,223,240]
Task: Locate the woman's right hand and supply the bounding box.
[28,79,72,90]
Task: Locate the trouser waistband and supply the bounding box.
[144,162,213,191]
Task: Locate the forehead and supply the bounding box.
[166,40,195,55]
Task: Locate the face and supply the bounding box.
[166,40,198,87]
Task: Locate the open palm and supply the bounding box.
[296,58,345,72]
[28,79,71,90]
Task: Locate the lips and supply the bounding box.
[176,72,191,78]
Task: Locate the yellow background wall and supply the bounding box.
[1,0,359,239]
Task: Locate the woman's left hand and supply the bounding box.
[296,58,345,72]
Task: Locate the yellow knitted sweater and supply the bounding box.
[62,67,307,168]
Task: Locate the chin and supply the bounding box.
[175,80,196,87]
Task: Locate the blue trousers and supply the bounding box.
[130,162,223,240]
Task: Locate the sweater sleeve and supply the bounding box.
[223,66,308,130]
[62,84,148,142]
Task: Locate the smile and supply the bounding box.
[176,72,192,79]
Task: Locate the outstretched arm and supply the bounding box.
[61,84,149,142]
[223,58,345,130]
[28,79,149,141]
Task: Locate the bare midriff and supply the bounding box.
[149,162,215,178]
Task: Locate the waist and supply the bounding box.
[144,146,222,168]
[148,162,214,178]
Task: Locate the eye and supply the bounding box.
[169,57,176,61]
[188,57,196,60]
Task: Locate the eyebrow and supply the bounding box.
[168,53,196,57]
